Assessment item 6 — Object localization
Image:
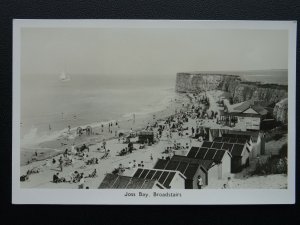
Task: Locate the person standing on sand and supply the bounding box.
[197,175,203,189]
[58,156,63,172]
[71,144,76,154]
[78,173,84,189]
[45,159,51,167]
[226,177,232,189]
[103,139,106,150]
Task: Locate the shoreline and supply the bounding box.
[20,92,191,166]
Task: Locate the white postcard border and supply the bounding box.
[12,19,297,205]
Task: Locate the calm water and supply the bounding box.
[21,74,176,145]
[233,70,288,84]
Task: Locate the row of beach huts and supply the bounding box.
[99,129,265,189]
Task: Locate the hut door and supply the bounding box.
[231,157,241,173]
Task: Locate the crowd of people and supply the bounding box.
[52,168,98,189]
[23,91,232,189]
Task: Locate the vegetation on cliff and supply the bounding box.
[273,98,288,123]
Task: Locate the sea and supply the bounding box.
[21,74,177,147]
[223,69,288,85]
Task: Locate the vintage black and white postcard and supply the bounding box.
[12,20,296,204]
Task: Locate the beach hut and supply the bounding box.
[154,156,209,189]
[99,173,165,189]
[208,128,222,141]
[219,130,264,157]
[206,133,254,173]
[85,126,92,135]
[186,145,232,180]
[138,131,154,144]
[132,168,186,189]
[220,142,250,173]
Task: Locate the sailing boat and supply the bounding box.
[60,71,71,82]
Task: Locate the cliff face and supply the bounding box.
[273,98,288,123]
[175,73,241,93]
[231,84,288,105]
[176,72,288,106]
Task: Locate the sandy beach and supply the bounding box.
[20,90,287,189]
[21,92,188,165]
[20,92,193,188]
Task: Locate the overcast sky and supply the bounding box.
[21,28,288,77]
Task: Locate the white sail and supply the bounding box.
[60,72,70,81]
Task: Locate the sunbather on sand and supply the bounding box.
[101,150,110,159]
[85,169,97,178]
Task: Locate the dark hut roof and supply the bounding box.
[231,144,245,156]
[212,142,223,149]
[214,137,222,142]
[222,143,246,157]
[186,147,227,163]
[188,139,248,159]
[171,155,214,170]
[213,136,248,144]
[154,157,212,179]
[227,130,259,142]
[132,168,181,189]
[187,146,200,158]
[98,173,161,189]
[195,148,209,159]
[222,143,234,151]
[201,141,213,148]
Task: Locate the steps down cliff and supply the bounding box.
[176,72,288,107]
